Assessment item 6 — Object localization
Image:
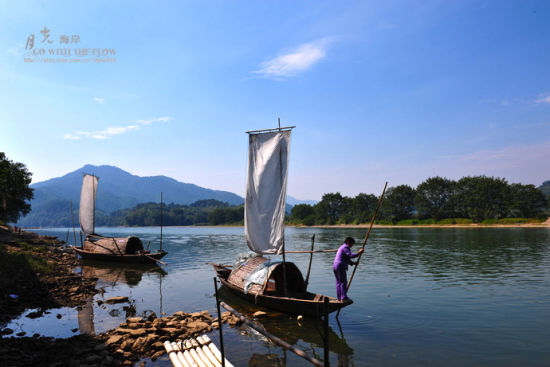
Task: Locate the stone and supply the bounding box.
[212,321,220,329]
[129,328,147,337]
[253,311,267,318]
[127,317,143,323]
[105,296,129,304]
[84,354,101,364]
[151,342,164,350]
[106,335,123,346]
[187,320,209,332]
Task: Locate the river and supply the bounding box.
[9,226,550,366]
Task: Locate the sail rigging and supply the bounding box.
[79,173,98,235]
[245,130,291,254]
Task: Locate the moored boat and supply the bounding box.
[74,173,167,264]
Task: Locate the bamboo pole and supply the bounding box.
[70,200,77,247]
[213,278,225,367]
[220,302,324,367]
[285,249,337,254]
[304,234,315,290]
[336,182,387,318]
[324,297,330,367]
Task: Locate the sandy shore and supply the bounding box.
[296,218,550,229]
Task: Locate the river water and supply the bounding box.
[9,226,550,366]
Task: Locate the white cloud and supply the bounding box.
[63,133,80,140]
[252,38,333,80]
[94,97,105,104]
[535,94,550,104]
[64,116,172,140]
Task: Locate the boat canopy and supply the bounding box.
[245,130,291,255]
[79,174,98,235]
[228,256,306,296]
[83,235,144,255]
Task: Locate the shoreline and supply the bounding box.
[22,219,550,230]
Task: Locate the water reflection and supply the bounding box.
[80,261,167,287]
[77,262,167,335]
[217,286,354,366]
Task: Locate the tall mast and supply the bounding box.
[160,192,163,251]
[92,173,96,234]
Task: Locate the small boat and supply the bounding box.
[211,257,352,316]
[74,173,167,264]
[212,124,353,316]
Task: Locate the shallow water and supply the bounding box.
[10,226,550,366]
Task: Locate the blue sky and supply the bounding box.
[1,1,549,200]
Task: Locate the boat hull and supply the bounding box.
[73,247,167,264]
[212,263,352,317]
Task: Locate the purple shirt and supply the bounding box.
[333,243,360,271]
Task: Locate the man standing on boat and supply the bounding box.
[333,237,363,301]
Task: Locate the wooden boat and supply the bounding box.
[211,257,352,316]
[74,173,167,265]
[212,124,352,316]
[73,246,167,264]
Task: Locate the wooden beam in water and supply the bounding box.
[220,302,325,367]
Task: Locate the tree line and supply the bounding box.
[289,176,549,225]
[98,199,244,226]
[1,153,548,227]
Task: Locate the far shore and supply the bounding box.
[22,218,550,230]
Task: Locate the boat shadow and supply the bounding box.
[217,285,354,365]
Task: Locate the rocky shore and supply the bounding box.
[0,227,242,366]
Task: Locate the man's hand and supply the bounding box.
[357,248,364,255]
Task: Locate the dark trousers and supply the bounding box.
[333,266,348,300]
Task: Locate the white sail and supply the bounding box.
[245,130,291,254]
[79,174,98,235]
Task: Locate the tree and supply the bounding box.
[415,177,456,220]
[380,185,416,222]
[289,204,315,224]
[351,193,378,223]
[0,153,34,223]
[314,193,346,225]
[455,176,510,221]
[509,184,548,218]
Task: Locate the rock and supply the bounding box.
[159,328,179,336]
[146,312,157,321]
[129,328,147,337]
[151,350,165,359]
[297,315,304,321]
[187,321,209,332]
[56,313,62,319]
[121,339,135,351]
[173,311,186,317]
[212,321,220,329]
[151,342,164,350]
[115,328,134,334]
[16,331,26,336]
[69,286,80,293]
[253,311,267,318]
[105,296,129,304]
[1,328,14,335]
[123,360,133,366]
[127,317,142,323]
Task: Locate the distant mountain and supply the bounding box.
[18,164,244,227]
[286,195,318,207]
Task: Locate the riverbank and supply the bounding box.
[0,226,238,367]
[297,217,550,229]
